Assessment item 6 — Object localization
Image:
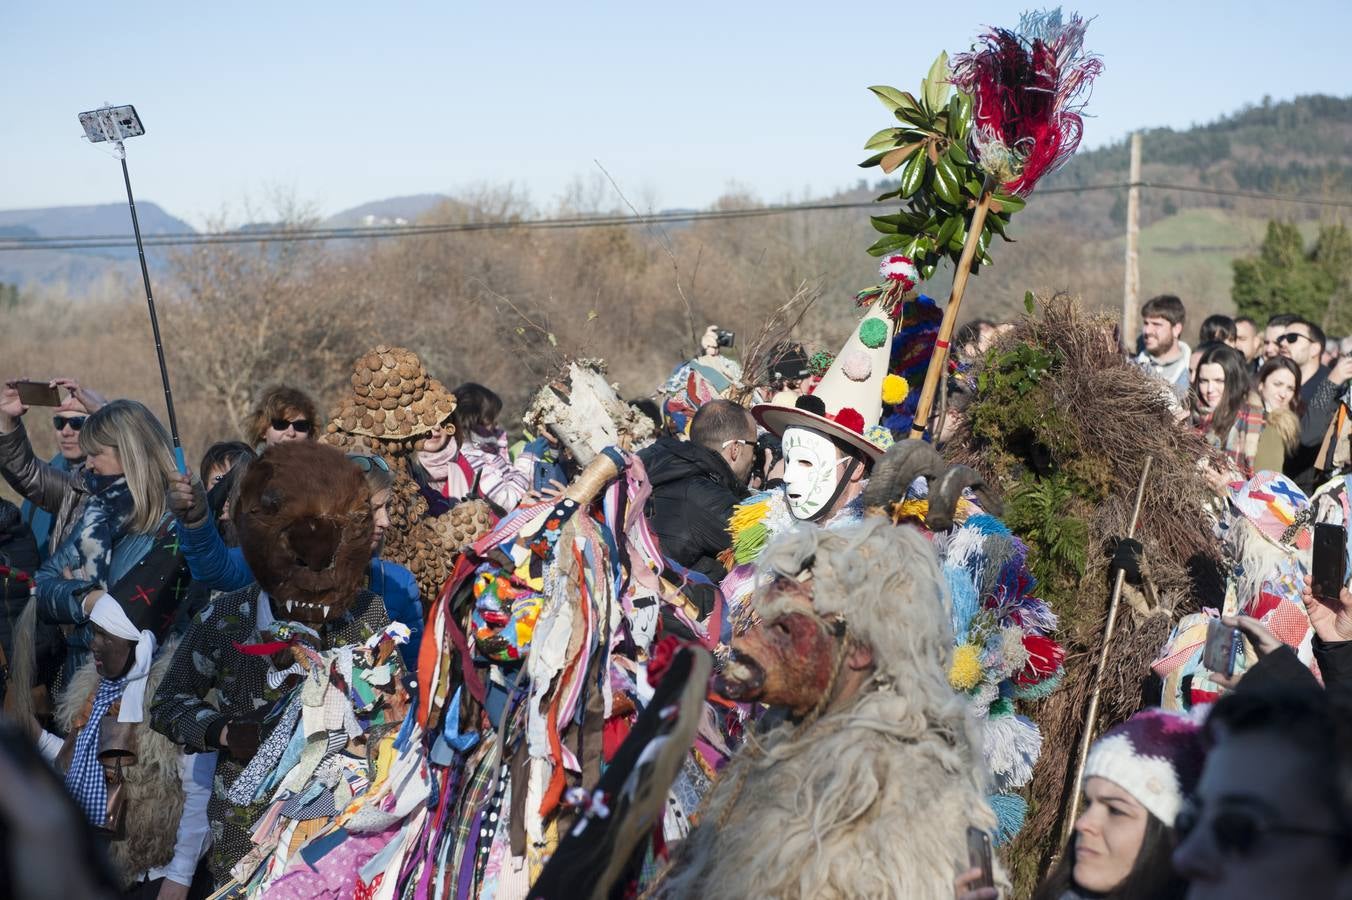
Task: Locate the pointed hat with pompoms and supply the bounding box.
[753,253,920,460]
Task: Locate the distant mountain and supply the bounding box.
[0,202,195,294]
[323,194,454,228]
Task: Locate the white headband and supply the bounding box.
[89,592,157,723]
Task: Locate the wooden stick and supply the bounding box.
[1060,454,1154,845]
[908,175,998,440]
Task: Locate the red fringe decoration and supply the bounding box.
[950,12,1101,196]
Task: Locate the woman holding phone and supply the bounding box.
[957,710,1204,900]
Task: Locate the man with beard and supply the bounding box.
[151,442,391,883]
[1134,295,1192,404]
[653,518,999,899]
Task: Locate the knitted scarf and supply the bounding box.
[1198,400,1265,479]
[417,440,471,500]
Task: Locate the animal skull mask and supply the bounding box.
[781,426,853,521]
[235,442,374,624]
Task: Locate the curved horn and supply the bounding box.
[925,465,1002,531]
[860,439,946,509]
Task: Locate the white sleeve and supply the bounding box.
[36,729,64,762]
[154,751,216,885]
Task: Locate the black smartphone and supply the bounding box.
[966,825,994,890]
[1202,618,1242,678]
[13,380,61,407]
[1312,522,1348,603]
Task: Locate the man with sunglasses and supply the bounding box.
[0,377,106,562]
[1173,684,1352,899]
[1277,319,1352,492]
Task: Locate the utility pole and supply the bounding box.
[1121,133,1142,352]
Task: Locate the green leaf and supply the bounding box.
[898,150,926,198]
[922,52,951,111]
[866,233,908,256]
[953,91,973,139]
[863,127,905,151]
[858,149,890,169]
[1024,291,1036,314]
[951,217,968,252]
[933,154,961,205]
[875,189,901,202]
[947,142,971,167]
[964,177,984,196]
[993,192,1026,213]
[869,216,900,234]
[867,85,909,112]
[936,214,959,248]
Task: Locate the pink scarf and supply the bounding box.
[417,440,470,500]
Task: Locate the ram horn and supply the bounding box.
[860,439,946,510]
[925,464,1002,531]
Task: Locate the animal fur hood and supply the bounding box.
[55,637,187,888]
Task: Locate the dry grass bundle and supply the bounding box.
[945,294,1223,892]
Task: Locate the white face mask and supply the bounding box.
[782,426,848,520]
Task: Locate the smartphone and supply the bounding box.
[966,826,994,890]
[1312,523,1348,603]
[13,380,61,407]
[1202,618,1242,678]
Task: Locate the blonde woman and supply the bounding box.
[33,399,180,681]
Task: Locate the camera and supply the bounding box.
[715,329,736,349]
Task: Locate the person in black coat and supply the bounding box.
[0,498,40,663]
[638,400,758,623]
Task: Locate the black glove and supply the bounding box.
[1108,537,1145,586]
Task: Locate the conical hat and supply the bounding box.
[754,295,904,462]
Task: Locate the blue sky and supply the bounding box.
[3,1,1348,228]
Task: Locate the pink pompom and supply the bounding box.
[833,407,865,433]
[840,349,873,382]
[879,253,918,290]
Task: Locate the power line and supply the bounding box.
[0,180,1345,253]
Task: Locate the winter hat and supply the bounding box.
[1230,471,1310,549]
[1082,709,1205,826]
[327,346,457,443]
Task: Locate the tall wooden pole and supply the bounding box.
[909,175,998,440]
[1120,133,1142,352]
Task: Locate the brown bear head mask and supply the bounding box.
[234,442,373,623]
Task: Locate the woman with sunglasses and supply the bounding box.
[166,452,424,667]
[1007,710,1203,900]
[242,385,320,450]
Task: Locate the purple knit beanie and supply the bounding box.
[1083,709,1206,826]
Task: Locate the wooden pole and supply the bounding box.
[1060,454,1154,845]
[1120,133,1142,352]
[909,175,998,440]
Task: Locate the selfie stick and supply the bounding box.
[77,105,187,473]
[1061,454,1154,844]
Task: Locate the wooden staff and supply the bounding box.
[1061,454,1154,844]
[908,174,998,440]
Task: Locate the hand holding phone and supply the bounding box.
[1312,523,1348,604]
[12,380,61,407]
[1202,618,1243,678]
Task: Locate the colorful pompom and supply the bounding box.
[832,407,866,434]
[1016,634,1066,685]
[881,373,909,405]
[807,350,835,377]
[840,349,873,382]
[949,643,984,691]
[858,317,889,349]
[879,252,919,289]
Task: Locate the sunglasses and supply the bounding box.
[270,417,313,434]
[348,454,391,473]
[1278,332,1312,345]
[53,415,87,432]
[1176,796,1346,856]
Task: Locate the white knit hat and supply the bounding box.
[1082,709,1206,826]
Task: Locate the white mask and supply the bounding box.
[782,426,849,521]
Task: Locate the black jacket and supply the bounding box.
[0,498,40,662]
[1288,366,1344,493]
[638,437,749,617]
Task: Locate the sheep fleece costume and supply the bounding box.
[656,518,1000,900]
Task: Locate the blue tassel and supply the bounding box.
[966,513,1011,537]
[946,567,980,640]
[1013,671,1064,700]
[987,792,1029,845]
